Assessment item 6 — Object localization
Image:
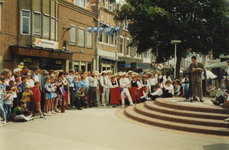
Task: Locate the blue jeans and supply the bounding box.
[70,89,75,106]
[26,102,30,110]
[0,103,6,121]
[4,104,11,121]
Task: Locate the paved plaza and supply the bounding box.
[1,104,229,150]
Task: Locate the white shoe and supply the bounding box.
[2,121,7,124]
[121,105,125,108]
[0,124,3,127]
[47,111,52,116]
[51,110,56,114]
[130,103,135,106]
[43,112,47,116]
[224,118,229,122]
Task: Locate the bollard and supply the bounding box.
[61,95,65,113]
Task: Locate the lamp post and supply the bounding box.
[171,40,181,79]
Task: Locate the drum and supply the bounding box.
[182,83,189,97]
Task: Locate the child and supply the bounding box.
[140,86,150,102]
[150,85,163,100]
[44,77,53,116]
[22,85,32,110]
[162,81,174,97]
[148,73,157,93]
[0,80,6,125]
[9,80,18,111]
[18,75,27,100]
[12,99,33,122]
[14,74,21,88]
[4,86,13,121]
[174,80,181,96]
[70,75,79,108]
[50,75,57,114]
[0,77,6,92]
[31,81,45,118]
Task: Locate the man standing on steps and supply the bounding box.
[189,56,204,102]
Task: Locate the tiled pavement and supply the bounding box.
[1,99,229,150]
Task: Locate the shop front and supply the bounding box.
[99,56,117,74]
[10,45,73,70]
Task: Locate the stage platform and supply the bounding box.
[116,97,229,138]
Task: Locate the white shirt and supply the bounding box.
[151,88,163,96]
[109,80,119,88]
[34,74,39,82]
[100,75,109,88]
[164,84,174,95]
[26,79,34,88]
[131,80,142,90]
[120,78,131,88]
[174,84,181,93]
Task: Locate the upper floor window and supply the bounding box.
[33,12,41,36]
[110,1,113,11]
[69,25,76,45]
[105,0,108,9]
[43,14,50,38]
[123,21,125,30]
[79,28,85,47]
[74,0,87,8]
[134,48,137,57]
[126,39,130,56]
[21,10,31,35]
[111,31,115,45]
[120,36,124,54]
[105,32,109,44]
[87,31,92,48]
[99,32,103,42]
[51,17,55,40]
[144,51,150,58]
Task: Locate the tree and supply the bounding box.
[114,0,229,78]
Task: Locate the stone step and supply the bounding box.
[155,98,229,114]
[135,103,229,128]
[145,101,229,120]
[125,106,229,136]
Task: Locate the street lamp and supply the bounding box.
[171,40,181,79]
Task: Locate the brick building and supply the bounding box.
[0,0,19,71]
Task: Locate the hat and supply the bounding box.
[117,72,122,76]
[107,70,112,73]
[25,85,30,89]
[19,99,26,103]
[131,74,138,79]
[128,70,133,74]
[101,71,107,75]
[44,71,49,75]
[94,71,99,76]
[122,72,127,76]
[142,75,148,78]
[110,75,116,79]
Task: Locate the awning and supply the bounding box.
[10,45,73,60]
[119,61,131,68]
[99,56,117,62]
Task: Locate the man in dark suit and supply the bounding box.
[31,67,44,109]
[189,56,204,102]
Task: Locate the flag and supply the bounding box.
[93,27,99,34]
[105,27,114,36]
[158,63,163,70]
[87,27,93,34]
[99,28,105,35]
[115,26,122,34]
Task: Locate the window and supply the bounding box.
[111,31,115,45]
[21,10,30,35]
[69,25,76,45]
[134,48,137,57]
[144,51,150,58]
[127,39,130,56]
[56,21,58,41]
[74,0,80,6]
[74,0,87,8]
[33,12,41,36]
[126,20,128,30]
[120,36,124,54]
[110,1,113,11]
[99,32,103,42]
[87,31,92,48]
[79,28,85,47]
[105,32,109,44]
[43,15,50,38]
[138,53,142,58]
[51,17,55,40]
[123,21,125,30]
[105,0,108,9]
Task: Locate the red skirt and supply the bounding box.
[130,87,137,102]
[117,86,121,100]
[137,89,141,102]
[64,91,69,102]
[110,88,119,104]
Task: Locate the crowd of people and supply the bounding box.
[1,56,229,127]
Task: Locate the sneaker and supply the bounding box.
[121,105,125,108]
[224,118,229,122]
[46,111,52,116]
[40,115,45,118]
[51,110,56,114]
[0,124,3,127]
[2,121,6,124]
[54,108,61,113]
[130,103,135,106]
[72,106,75,108]
[43,112,47,116]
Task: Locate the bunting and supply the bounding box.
[99,28,105,35]
[87,27,94,34]
[106,27,114,36]
[115,26,122,40]
[94,27,99,34]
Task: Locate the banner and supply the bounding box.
[99,28,105,35]
[158,63,163,70]
[94,27,99,34]
[106,27,114,36]
[87,27,93,34]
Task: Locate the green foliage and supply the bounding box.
[114,0,229,62]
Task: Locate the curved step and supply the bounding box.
[125,106,229,136]
[155,98,229,114]
[145,101,229,120]
[135,103,229,127]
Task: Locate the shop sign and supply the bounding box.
[36,38,59,49]
[55,60,62,65]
